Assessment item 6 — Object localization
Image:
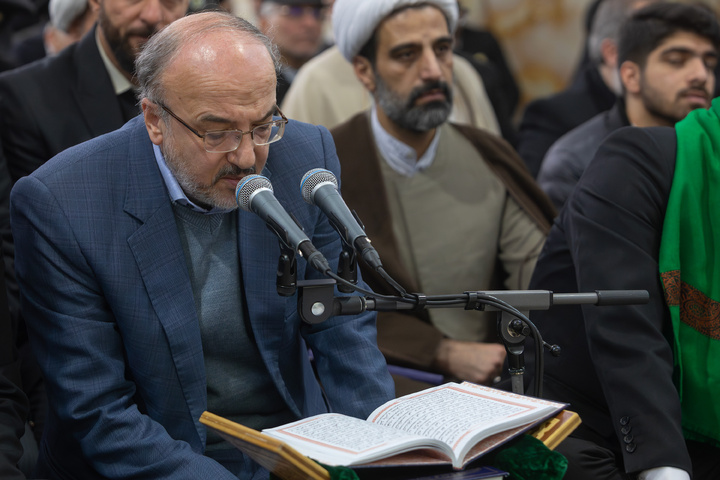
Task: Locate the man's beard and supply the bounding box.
[161,126,255,211]
[639,76,710,126]
[375,77,453,132]
[98,7,156,75]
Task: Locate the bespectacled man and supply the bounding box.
[10,10,394,479]
[256,0,329,104]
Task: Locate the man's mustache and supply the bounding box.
[678,83,711,102]
[126,26,158,43]
[408,81,452,106]
[213,165,257,184]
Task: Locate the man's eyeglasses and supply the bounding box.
[278,5,325,20]
[157,103,288,153]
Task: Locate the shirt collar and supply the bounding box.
[153,144,236,215]
[96,27,134,96]
[370,105,441,177]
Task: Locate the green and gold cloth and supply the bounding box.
[659,97,720,447]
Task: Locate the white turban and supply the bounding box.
[49,0,88,32]
[332,0,459,62]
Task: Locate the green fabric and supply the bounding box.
[320,464,360,480]
[491,435,567,480]
[269,435,563,479]
[658,96,720,447]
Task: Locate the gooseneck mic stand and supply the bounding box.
[294,275,649,398]
[270,214,649,398]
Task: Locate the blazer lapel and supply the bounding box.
[72,26,127,138]
[237,167,303,417]
[123,123,207,440]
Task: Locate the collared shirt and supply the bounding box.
[153,144,236,215]
[370,105,441,177]
[96,28,134,96]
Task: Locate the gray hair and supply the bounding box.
[588,0,657,65]
[135,10,282,105]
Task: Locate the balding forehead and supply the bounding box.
[169,31,273,73]
[160,34,276,97]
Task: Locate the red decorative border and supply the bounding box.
[662,270,720,340]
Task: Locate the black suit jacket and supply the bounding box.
[517,65,617,178]
[0,137,27,478]
[528,126,719,477]
[0,25,129,183]
[276,69,292,107]
[0,236,28,480]
[456,26,520,117]
[0,25,129,444]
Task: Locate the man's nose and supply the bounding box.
[687,56,711,86]
[419,49,444,82]
[225,136,258,170]
[138,0,164,27]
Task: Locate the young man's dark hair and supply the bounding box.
[618,2,720,67]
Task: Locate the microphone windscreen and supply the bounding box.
[300,168,338,205]
[236,175,273,211]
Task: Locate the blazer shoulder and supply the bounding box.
[284,117,327,137]
[273,117,330,154]
[598,125,676,171]
[266,118,338,181]
[0,44,77,92]
[583,125,676,204]
[28,118,145,182]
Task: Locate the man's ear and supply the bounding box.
[142,99,165,146]
[619,60,641,95]
[353,56,376,93]
[87,0,100,14]
[600,38,618,68]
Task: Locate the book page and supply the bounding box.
[368,382,565,464]
[263,413,450,466]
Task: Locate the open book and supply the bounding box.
[256,382,566,470]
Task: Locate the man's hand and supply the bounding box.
[432,339,507,384]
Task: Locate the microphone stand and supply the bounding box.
[335,242,358,294]
[275,242,297,297]
[295,280,649,397]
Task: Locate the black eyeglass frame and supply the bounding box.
[277,5,326,20]
[157,102,289,153]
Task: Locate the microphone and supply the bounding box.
[236,175,330,274]
[300,168,383,271]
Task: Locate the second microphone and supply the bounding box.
[300,168,383,271]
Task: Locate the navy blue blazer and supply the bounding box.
[10,116,394,479]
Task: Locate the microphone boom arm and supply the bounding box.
[296,280,649,397]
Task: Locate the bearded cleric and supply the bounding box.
[328,0,555,395]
